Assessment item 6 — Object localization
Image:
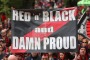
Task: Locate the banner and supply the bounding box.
[78,11,90,38]
[11,7,77,53]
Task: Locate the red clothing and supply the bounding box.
[1,15,6,22]
[80,55,88,60]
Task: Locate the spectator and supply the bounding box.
[8,46,12,54]
[78,33,85,45]
[0,12,7,29]
[1,29,11,47]
[42,54,48,60]
[0,39,3,45]
[16,54,23,60]
[7,30,11,39]
[49,0,54,8]
[0,44,5,60]
[2,40,6,52]
[1,13,7,23]
[81,38,88,47]
[4,20,8,29]
[88,41,90,49]
[58,53,68,60]
[79,47,88,60]
[2,54,9,60]
[48,52,57,60]
[8,55,18,60]
[78,33,85,42]
[25,53,41,60]
[1,29,7,40]
[0,23,2,30]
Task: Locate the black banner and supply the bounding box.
[11,7,77,53]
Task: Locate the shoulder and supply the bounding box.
[53,58,58,60]
[25,56,32,60]
[37,56,41,60]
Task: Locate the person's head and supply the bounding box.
[48,52,53,56]
[88,41,90,48]
[0,22,2,29]
[50,0,54,2]
[7,30,11,39]
[4,20,8,25]
[16,55,22,60]
[11,6,15,10]
[8,55,17,60]
[0,44,3,52]
[1,29,7,39]
[81,38,88,47]
[78,33,85,41]
[2,40,6,47]
[0,39,3,45]
[59,53,65,60]
[79,47,86,56]
[31,53,38,57]
[3,54,9,60]
[8,46,11,52]
[42,54,48,60]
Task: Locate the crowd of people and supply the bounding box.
[34,0,64,9]
[0,0,90,60]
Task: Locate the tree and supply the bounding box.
[9,0,23,9]
[0,0,10,17]
[64,0,78,7]
[9,0,35,9]
[0,0,35,17]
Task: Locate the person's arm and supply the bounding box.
[73,53,78,60]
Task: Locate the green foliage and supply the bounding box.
[64,0,78,7]
[9,0,24,9]
[0,0,10,17]
[0,0,34,17]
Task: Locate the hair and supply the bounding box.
[78,33,86,38]
[0,44,2,47]
[58,52,66,60]
[0,44,2,51]
[79,46,89,60]
[82,38,88,43]
[79,46,88,55]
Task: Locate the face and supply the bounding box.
[7,30,12,38]
[31,53,38,57]
[82,39,87,47]
[1,30,7,39]
[48,52,52,56]
[9,46,11,52]
[0,41,3,45]
[2,43,6,47]
[78,34,84,41]
[0,45,2,51]
[80,48,86,56]
[16,55,22,60]
[0,24,2,29]
[42,55,48,60]
[88,41,90,48]
[59,53,65,59]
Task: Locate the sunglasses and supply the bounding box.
[82,42,87,43]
